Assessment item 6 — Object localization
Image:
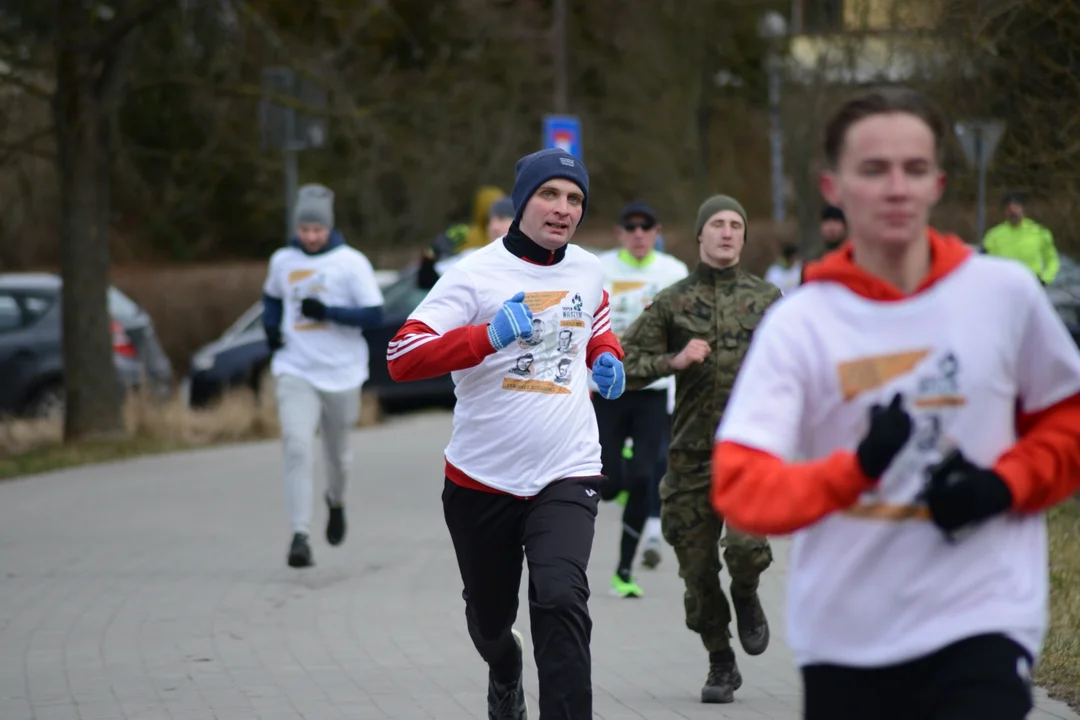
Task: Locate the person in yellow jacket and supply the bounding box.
[982,191,1059,286]
[461,186,508,251]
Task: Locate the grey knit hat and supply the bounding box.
[695,194,748,240]
[294,183,335,228]
[489,196,515,220]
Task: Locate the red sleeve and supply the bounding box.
[994,391,1080,512]
[586,290,624,368]
[387,319,496,382]
[710,441,875,535]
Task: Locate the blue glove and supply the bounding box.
[592,352,625,399]
[488,292,534,350]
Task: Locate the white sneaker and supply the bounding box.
[641,535,663,569]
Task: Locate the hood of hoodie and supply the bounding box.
[461,186,507,251]
[801,228,973,301]
[289,228,346,256]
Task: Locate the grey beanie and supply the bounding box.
[489,196,515,220]
[294,183,335,228]
[695,194,748,240]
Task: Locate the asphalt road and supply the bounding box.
[0,410,1076,719]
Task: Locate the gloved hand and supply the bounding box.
[265,327,284,352]
[487,292,533,350]
[301,298,328,321]
[592,352,625,400]
[855,393,913,479]
[919,449,1013,540]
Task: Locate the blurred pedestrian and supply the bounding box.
[261,183,385,568]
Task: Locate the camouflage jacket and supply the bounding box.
[620,262,782,461]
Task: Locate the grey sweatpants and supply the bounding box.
[274,373,360,535]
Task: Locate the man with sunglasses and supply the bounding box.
[592,202,688,598]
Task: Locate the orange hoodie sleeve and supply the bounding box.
[711,442,876,536]
[994,392,1080,513]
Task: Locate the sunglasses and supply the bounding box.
[621,220,656,232]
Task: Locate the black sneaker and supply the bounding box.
[701,648,742,704]
[325,493,346,546]
[487,629,529,719]
[732,590,770,656]
[287,532,314,568]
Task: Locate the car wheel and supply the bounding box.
[24,382,65,420]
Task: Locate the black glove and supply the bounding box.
[301,297,328,321]
[265,327,284,352]
[855,393,913,479]
[919,449,1013,539]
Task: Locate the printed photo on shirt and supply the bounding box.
[557,328,579,355]
[508,353,535,378]
[553,357,572,385]
[519,317,546,348]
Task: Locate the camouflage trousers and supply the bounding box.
[660,458,773,653]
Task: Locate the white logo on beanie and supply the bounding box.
[559,157,575,167]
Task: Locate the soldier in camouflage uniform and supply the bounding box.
[620,194,783,704]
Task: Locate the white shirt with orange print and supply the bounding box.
[712,231,1080,668]
[263,244,384,392]
[399,241,615,497]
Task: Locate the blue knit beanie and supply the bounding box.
[511,148,589,226]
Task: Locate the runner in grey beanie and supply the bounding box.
[294,183,335,228]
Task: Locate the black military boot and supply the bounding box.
[732,590,770,656]
[701,648,742,703]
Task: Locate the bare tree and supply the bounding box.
[52,0,173,440]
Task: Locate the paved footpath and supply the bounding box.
[0,411,1076,720]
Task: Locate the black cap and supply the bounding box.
[1002,190,1026,206]
[618,201,659,225]
[822,204,846,223]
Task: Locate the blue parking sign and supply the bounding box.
[543,114,582,160]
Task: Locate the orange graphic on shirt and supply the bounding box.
[836,349,931,401]
[287,269,317,284]
[611,280,647,296]
[502,378,572,395]
[843,502,931,521]
[523,291,569,312]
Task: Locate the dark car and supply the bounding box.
[1046,254,1080,344]
[182,265,456,413]
[0,273,174,419]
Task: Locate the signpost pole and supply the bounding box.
[954,120,1005,246]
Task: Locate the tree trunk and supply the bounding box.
[54,20,125,441]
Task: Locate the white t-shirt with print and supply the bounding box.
[263,244,384,392]
[764,261,802,295]
[593,249,688,401]
[408,241,609,496]
[717,255,1080,668]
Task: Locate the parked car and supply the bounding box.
[182,246,605,413]
[0,273,174,419]
[1046,254,1080,344]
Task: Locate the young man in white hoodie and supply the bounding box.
[262,184,385,569]
[593,202,688,597]
[712,86,1080,720]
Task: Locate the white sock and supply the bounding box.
[644,517,662,541]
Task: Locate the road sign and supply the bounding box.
[543,114,582,159]
[954,120,1006,245]
[955,121,1005,170]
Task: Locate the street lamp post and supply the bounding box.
[759,11,788,225]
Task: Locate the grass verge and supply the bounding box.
[0,387,282,481]
[1038,499,1080,710]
